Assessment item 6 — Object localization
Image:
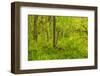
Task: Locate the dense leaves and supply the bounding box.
[28,15,88,60]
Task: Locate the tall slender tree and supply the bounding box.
[34,15,38,42]
[53,16,56,48]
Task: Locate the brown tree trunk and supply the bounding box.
[53,16,56,48]
[56,31,60,46]
[34,15,38,42]
[46,31,49,42]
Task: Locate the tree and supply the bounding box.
[53,16,56,48]
[33,15,38,42]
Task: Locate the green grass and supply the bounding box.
[28,36,88,60]
[28,48,87,61]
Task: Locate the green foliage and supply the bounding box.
[28,15,88,61]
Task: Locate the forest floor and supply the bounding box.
[28,41,88,60]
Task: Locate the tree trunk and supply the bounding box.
[56,31,60,46]
[62,28,64,39]
[46,31,49,42]
[34,15,38,42]
[53,16,56,48]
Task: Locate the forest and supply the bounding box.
[28,15,88,61]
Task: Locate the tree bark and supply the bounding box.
[34,15,38,42]
[53,16,56,48]
[56,31,60,46]
[46,31,49,42]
